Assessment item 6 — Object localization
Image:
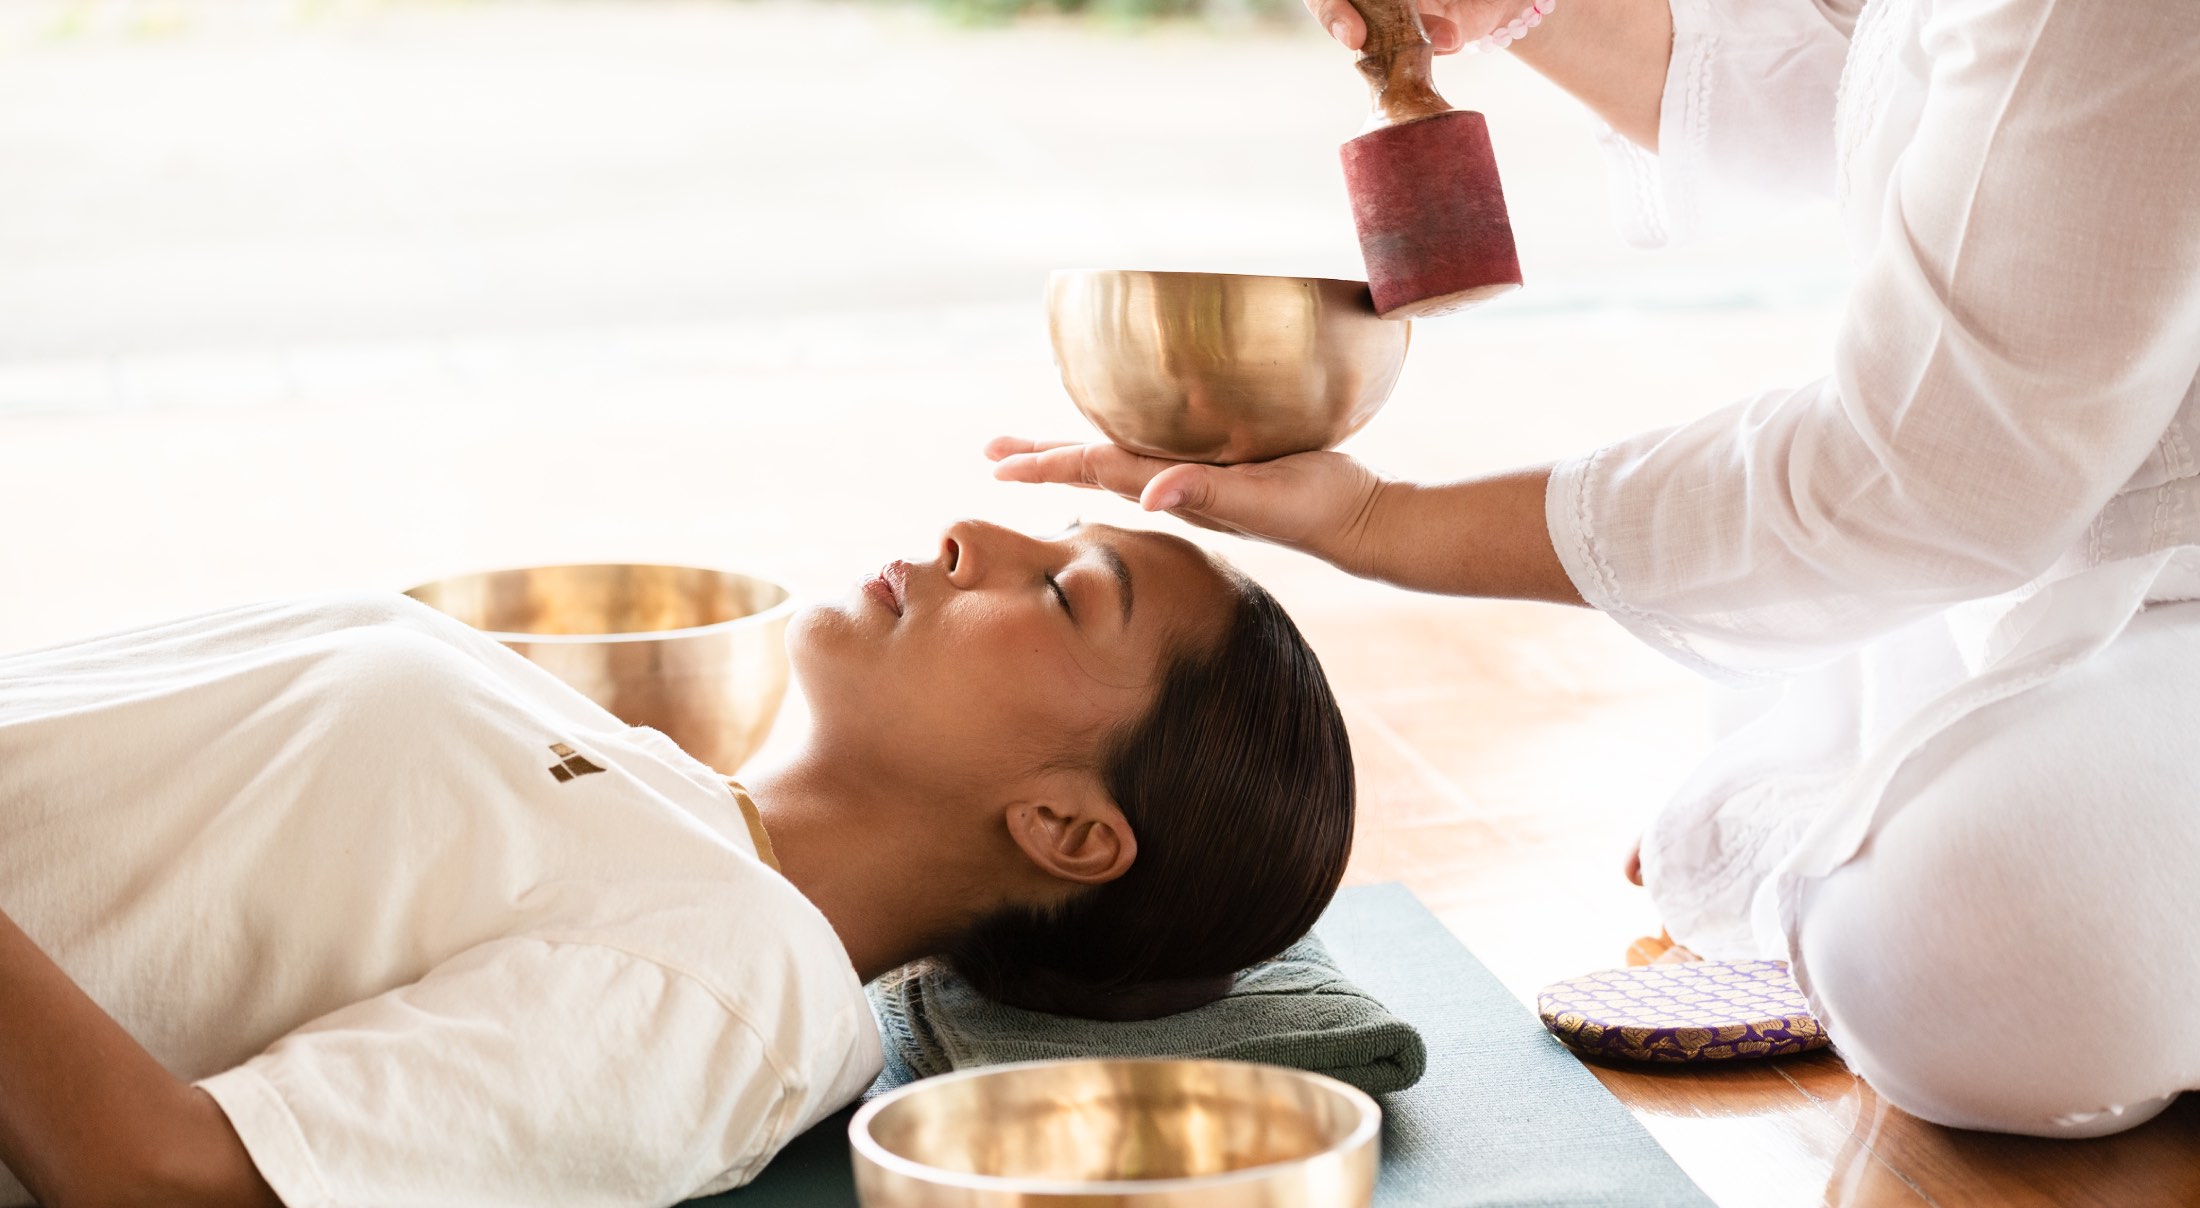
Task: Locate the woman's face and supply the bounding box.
[789,521,1235,791]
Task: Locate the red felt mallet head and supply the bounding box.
[1340,0,1522,320]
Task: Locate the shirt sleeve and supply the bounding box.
[1597,0,1851,247]
[1551,0,2200,682]
[196,939,823,1208]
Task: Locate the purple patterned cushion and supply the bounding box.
[1537,960,1832,1063]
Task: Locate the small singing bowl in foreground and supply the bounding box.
[850,1058,1380,1208]
[404,563,795,774]
[1047,269,1411,465]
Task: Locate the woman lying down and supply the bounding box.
[0,520,1355,1208]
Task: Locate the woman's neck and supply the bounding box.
[742,755,997,983]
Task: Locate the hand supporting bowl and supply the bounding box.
[851,1057,1381,1207]
[404,563,795,774]
[1047,270,1411,466]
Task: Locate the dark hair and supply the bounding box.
[943,571,1355,1021]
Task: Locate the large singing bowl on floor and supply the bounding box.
[850,1058,1381,1208]
[404,563,795,774]
[1047,270,1411,465]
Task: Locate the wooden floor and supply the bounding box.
[1282,583,2200,1208]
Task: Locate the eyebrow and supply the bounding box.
[1096,540,1134,627]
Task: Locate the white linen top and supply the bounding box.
[0,592,882,1208]
[1547,0,2200,955]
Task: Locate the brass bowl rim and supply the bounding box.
[1048,268,1394,299]
[402,562,800,647]
[847,1056,1382,1196]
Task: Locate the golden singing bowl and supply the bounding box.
[850,1058,1381,1208]
[1047,270,1411,465]
[404,563,795,774]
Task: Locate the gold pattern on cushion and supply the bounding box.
[1535,959,1832,1065]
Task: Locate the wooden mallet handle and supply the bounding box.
[1348,0,1453,128]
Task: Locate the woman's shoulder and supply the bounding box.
[0,589,507,729]
[208,590,527,713]
[1,588,443,665]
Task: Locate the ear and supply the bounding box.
[1005,797,1137,887]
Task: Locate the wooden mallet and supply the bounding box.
[1340,0,1522,319]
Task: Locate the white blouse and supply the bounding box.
[1546,0,2200,955]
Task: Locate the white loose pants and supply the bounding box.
[1790,600,2200,1137]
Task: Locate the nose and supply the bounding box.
[940,520,1047,591]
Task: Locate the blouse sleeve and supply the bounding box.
[1597,0,1852,247]
[1550,0,2200,682]
[196,938,864,1207]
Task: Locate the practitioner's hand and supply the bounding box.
[1306,0,1518,56]
[991,438,1580,603]
[985,438,1394,576]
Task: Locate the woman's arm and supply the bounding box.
[1355,467,1582,602]
[0,907,279,1208]
[1541,0,2200,677]
[1502,0,1673,150]
[1306,0,1673,149]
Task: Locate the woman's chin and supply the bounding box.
[784,597,881,674]
[783,602,845,662]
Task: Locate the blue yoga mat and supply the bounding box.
[698,883,1710,1207]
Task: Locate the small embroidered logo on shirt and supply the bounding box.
[547,742,605,783]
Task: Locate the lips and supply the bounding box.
[863,561,909,617]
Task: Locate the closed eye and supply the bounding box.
[1046,572,1075,619]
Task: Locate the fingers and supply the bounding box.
[1422,12,1465,53]
[1140,462,1279,539]
[1139,462,1213,514]
[990,440,1177,502]
[1304,0,1466,52]
[983,436,1081,462]
[992,439,1323,552]
[991,445,1106,489]
[1305,0,1368,49]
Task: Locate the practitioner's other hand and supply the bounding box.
[1305,0,1519,56]
[986,438,1393,575]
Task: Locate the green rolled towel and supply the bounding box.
[866,932,1428,1097]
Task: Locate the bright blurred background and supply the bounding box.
[1,0,1846,1012]
[0,0,1844,638]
